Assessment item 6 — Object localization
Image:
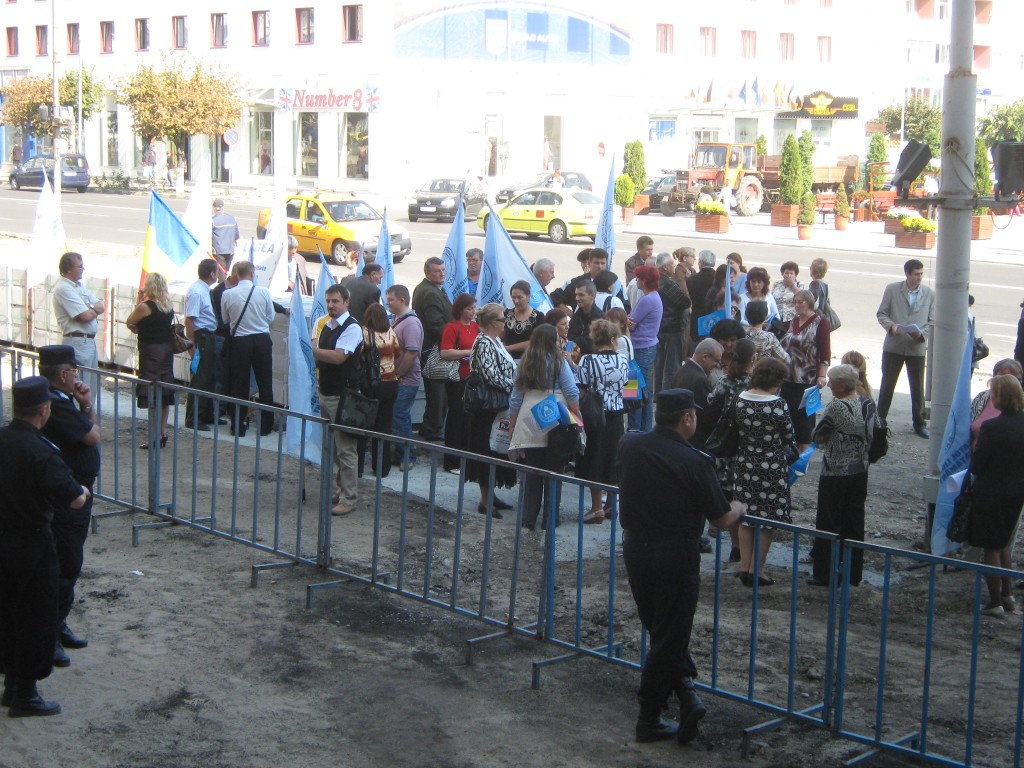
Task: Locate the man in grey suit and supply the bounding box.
[876,259,935,438]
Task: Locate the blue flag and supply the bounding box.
[375,211,395,294]
[739,81,748,104]
[285,281,323,466]
[311,249,335,336]
[724,262,732,317]
[441,201,468,301]
[931,320,976,555]
[697,309,727,337]
[595,156,617,270]
[753,76,761,106]
[479,204,553,313]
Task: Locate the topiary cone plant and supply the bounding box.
[797,191,816,239]
[835,185,850,230]
[615,173,636,224]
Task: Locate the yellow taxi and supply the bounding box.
[476,187,605,244]
[258,191,411,264]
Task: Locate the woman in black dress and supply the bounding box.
[126,272,175,449]
[502,280,543,360]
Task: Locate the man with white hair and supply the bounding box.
[686,250,717,344]
[670,338,723,450]
[531,258,556,291]
[653,252,691,394]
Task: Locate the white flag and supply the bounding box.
[29,179,67,287]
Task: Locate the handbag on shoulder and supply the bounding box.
[947,473,974,543]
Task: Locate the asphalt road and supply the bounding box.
[0,185,1018,365]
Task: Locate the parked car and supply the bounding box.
[9,154,90,192]
[640,175,677,214]
[495,171,592,203]
[476,187,606,244]
[259,192,412,264]
[408,177,487,222]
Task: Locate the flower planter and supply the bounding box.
[971,214,993,240]
[621,206,635,225]
[771,204,799,227]
[633,194,650,215]
[797,224,814,241]
[895,231,936,250]
[695,214,729,234]
[834,215,849,231]
[851,208,868,222]
[884,218,905,235]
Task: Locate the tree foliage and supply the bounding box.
[118,59,241,155]
[974,139,991,215]
[778,134,803,205]
[977,99,1024,147]
[0,70,104,136]
[614,174,635,207]
[867,133,889,190]
[875,98,941,156]
[798,130,815,194]
[755,134,768,157]
[623,140,646,193]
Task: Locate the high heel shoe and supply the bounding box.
[140,434,169,450]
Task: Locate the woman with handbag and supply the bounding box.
[502,281,544,360]
[967,375,1024,617]
[808,365,878,587]
[359,303,400,479]
[733,357,797,586]
[126,272,175,449]
[440,294,479,473]
[508,324,581,531]
[465,303,517,518]
[779,289,831,453]
[577,319,629,524]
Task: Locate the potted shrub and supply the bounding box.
[797,192,816,240]
[624,141,648,215]
[850,189,870,221]
[615,173,636,224]
[694,198,729,233]
[834,185,851,230]
[772,134,803,227]
[972,141,993,240]
[896,216,937,249]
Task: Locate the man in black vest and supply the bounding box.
[311,283,364,516]
[38,345,100,668]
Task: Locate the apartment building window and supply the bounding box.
[937,0,949,19]
[135,19,149,51]
[172,16,187,49]
[779,32,794,61]
[296,8,313,44]
[817,35,831,64]
[211,14,226,48]
[935,43,949,64]
[342,5,362,43]
[784,0,796,5]
[699,27,716,57]
[974,45,990,69]
[67,23,79,54]
[655,24,673,55]
[820,0,832,6]
[741,30,756,58]
[35,25,46,56]
[6,27,17,56]
[100,21,113,53]
[252,11,268,46]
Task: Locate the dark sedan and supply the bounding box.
[495,171,591,203]
[9,153,90,192]
[408,178,487,222]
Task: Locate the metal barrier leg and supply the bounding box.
[844,732,920,767]
[741,704,825,758]
[251,561,299,588]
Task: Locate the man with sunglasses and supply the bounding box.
[38,346,101,667]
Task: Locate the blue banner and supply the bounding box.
[442,201,468,301]
[479,204,553,312]
[285,283,323,466]
[595,156,616,270]
[697,309,727,337]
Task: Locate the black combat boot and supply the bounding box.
[1,675,13,707]
[8,679,61,717]
[59,621,88,649]
[676,678,707,745]
[635,699,678,743]
[53,641,71,668]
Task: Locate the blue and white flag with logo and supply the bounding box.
[442,201,469,301]
[376,212,395,294]
[479,204,552,313]
[595,156,616,270]
[285,282,322,466]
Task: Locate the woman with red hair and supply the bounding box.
[626,265,663,431]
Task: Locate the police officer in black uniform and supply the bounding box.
[615,388,745,745]
[39,345,101,665]
[0,377,90,717]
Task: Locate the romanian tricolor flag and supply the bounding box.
[140,191,201,291]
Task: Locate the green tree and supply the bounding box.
[798,192,817,226]
[755,134,768,157]
[778,134,803,205]
[614,174,635,207]
[798,130,815,193]
[875,98,941,156]
[0,70,104,137]
[623,140,646,193]
[978,99,1024,147]
[974,139,991,215]
[867,133,889,190]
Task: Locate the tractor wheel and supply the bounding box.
[659,200,678,217]
[735,176,764,217]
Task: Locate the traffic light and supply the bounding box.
[891,140,933,198]
[991,142,1024,201]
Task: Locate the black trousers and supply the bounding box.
[443,379,468,472]
[185,331,223,427]
[52,494,93,625]
[877,351,926,429]
[623,534,701,706]
[0,527,59,681]
[520,447,565,530]
[226,332,274,435]
[420,376,448,439]
[357,380,399,477]
[811,472,868,586]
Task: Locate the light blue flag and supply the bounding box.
[479,204,553,313]
[931,320,976,555]
[311,249,336,335]
[285,282,323,466]
[697,309,727,337]
[376,211,395,294]
[724,262,732,317]
[441,201,468,301]
[753,76,761,106]
[595,155,617,270]
[355,241,365,276]
[739,81,748,104]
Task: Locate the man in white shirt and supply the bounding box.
[184,258,222,431]
[220,261,276,437]
[52,252,105,396]
[311,283,364,515]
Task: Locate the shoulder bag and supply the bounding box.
[360,329,382,395]
[578,356,607,434]
[423,345,460,382]
[820,283,842,331]
[947,473,974,543]
[170,313,193,354]
[704,396,739,458]
[864,399,889,463]
[464,337,511,413]
[546,363,584,458]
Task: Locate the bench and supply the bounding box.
[815,192,837,223]
[869,190,897,221]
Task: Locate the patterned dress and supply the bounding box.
[575,351,630,482]
[503,308,543,359]
[732,391,796,522]
[705,373,750,498]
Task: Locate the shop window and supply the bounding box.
[655,24,673,55]
[342,5,362,43]
[135,19,149,52]
[526,12,547,52]
[249,110,273,175]
[296,112,318,176]
[211,14,226,48]
[296,8,313,45]
[67,23,78,54]
[253,11,268,46]
[100,21,113,53]
[343,113,368,179]
[172,16,187,49]
[35,25,46,56]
